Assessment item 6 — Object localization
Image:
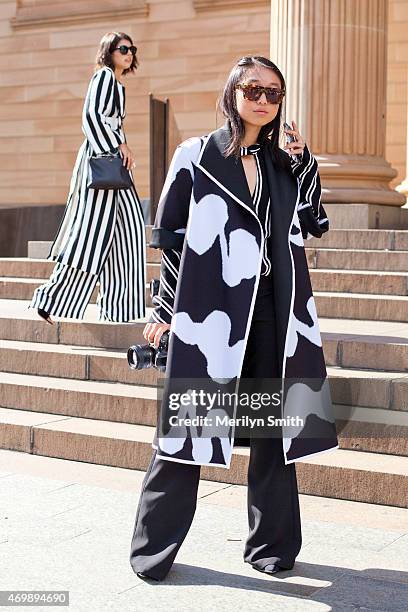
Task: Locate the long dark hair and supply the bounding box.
[218,56,289,168]
[95,31,138,75]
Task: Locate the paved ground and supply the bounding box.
[1,450,407,611]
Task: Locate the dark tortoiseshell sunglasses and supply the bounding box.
[236,83,286,104]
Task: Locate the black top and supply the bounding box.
[240,144,275,321]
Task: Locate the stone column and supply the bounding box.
[396,75,408,204]
[270,0,406,228]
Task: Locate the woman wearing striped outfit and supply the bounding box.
[30,32,146,323]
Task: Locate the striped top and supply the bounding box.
[82,66,126,155]
[239,143,272,276]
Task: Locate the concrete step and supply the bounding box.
[324,333,408,372]
[1,283,407,323]
[1,301,408,351]
[0,309,149,349]
[10,248,408,278]
[26,228,408,256]
[0,277,158,305]
[328,366,408,412]
[27,229,156,259]
[0,369,407,458]
[0,371,158,427]
[306,229,408,251]
[0,277,103,302]
[309,269,408,296]
[1,269,407,302]
[0,251,160,278]
[1,331,407,386]
[0,339,159,385]
[0,336,216,384]
[0,405,406,507]
[1,366,406,416]
[314,292,408,322]
[333,404,408,458]
[306,248,408,272]
[9,241,408,283]
[0,258,160,287]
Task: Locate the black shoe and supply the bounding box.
[252,564,282,575]
[38,308,53,325]
[136,571,162,582]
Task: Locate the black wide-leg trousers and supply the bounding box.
[129,275,302,580]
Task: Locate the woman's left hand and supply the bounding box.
[283,120,306,156]
[119,143,135,170]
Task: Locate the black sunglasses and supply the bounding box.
[115,45,137,56]
[236,84,285,104]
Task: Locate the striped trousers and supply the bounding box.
[30,186,146,322]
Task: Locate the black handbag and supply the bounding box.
[87,149,133,190]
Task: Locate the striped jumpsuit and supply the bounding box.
[30,65,146,322]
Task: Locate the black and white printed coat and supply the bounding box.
[149,122,339,468]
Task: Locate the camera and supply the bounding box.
[127,329,170,371]
[127,278,170,371]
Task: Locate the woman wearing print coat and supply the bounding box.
[30,32,146,323]
[130,56,338,581]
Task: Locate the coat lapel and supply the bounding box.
[197,123,255,213]
[264,149,300,379]
[196,121,300,375]
[198,122,299,228]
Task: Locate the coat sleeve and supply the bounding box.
[148,137,203,324]
[149,249,181,324]
[149,137,203,250]
[82,68,125,155]
[289,144,329,240]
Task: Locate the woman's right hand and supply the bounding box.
[143,322,171,349]
[119,143,135,170]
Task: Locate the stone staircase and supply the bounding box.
[0,227,407,508]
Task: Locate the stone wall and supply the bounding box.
[0,0,270,208]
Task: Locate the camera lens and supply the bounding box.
[127,344,156,370]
